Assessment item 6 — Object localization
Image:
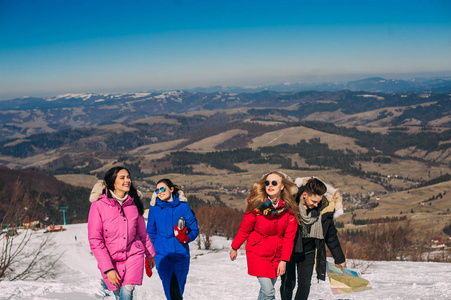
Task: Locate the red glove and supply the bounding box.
[174,225,189,244]
[145,257,153,277]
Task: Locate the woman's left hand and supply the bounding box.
[229,249,237,261]
[277,261,287,276]
[147,257,156,269]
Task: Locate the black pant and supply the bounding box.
[170,273,183,300]
[280,252,316,300]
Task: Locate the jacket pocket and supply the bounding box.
[247,233,274,257]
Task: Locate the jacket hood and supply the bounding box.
[150,190,188,206]
[89,180,143,203]
[295,177,343,218]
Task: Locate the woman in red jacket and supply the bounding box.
[230,171,300,300]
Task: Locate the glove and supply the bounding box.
[174,225,189,244]
[145,257,153,277]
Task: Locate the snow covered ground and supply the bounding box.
[1,223,450,300]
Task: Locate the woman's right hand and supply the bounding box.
[106,270,121,288]
[230,249,237,261]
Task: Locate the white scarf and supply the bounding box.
[111,190,128,205]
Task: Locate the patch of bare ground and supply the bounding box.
[285,154,311,169]
[129,139,188,155]
[180,107,251,117]
[0,155,23,169]
[357,158,451,182]
[340,109,404,127]
[249,126,367,153]
[6,151,63,169]
[3,138,31,147]
[302,109,347,123]
[14,116,57,136]
[55,174,99,189]
[183,129,248,152]
[130,115,180,125]
[332,102,437,127]
[339,181,451,235]
[377,181,450,212]
[243,119,285,125]
[88,159,122,175]
[97,123,139,132]
[395,147,451,165]
[429,114,451,127]
[190,163,231,176]
[402,118,423,126]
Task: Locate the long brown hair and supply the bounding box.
[245,171,300,223]
[104,166,144,215]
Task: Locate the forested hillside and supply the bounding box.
[0,168,90,225]
[0,90,450,237]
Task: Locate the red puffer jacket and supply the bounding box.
[231,200,297,278]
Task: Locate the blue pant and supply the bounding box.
[157,254,189,300]
[113,285,135,300]
[102,280,135,300]
[257,277,277,300]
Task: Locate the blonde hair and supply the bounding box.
[245,171,300,223]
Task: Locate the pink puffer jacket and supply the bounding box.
[88,193,155,291]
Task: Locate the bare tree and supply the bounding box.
[195,206,219,249]
[347,258,375,274]
[194,205,243,250]
[0,180,63,281]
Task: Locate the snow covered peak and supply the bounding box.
[47,93,95,101]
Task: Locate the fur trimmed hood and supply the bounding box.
[89,180,143,203]
[294,177,343,218]
[150,190,188,206]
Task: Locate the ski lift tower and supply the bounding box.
[59,206,68,225]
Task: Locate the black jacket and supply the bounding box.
[292,190,346,281]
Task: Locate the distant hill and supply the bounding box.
[188,76,451,94]
[0,80,450,236]
[341,77,451,93]
[0,168,91,225]
[1,89,450,142]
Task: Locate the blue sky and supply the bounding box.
[0,0,450,100]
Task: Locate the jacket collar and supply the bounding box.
[156,193,181,208]
[98,189,134,207]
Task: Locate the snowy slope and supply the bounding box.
[1,223,450,300]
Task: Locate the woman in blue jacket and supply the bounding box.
[147,178,199,300]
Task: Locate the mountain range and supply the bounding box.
[0,76,450,235]
[1,77,451,142]
[2,76,451,107]
[188,76,451,94]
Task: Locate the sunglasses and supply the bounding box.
[155,186,167,194]
[265,180,279,186]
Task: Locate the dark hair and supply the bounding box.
[303,177,327,196]
[156,178,181,196]
[104,166,144,215]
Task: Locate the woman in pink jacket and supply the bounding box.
[88,166,156,300]
[230,171,300,300]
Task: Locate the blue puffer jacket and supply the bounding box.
[146,193,199,299]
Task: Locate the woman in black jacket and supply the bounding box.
[280,177,346,300]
